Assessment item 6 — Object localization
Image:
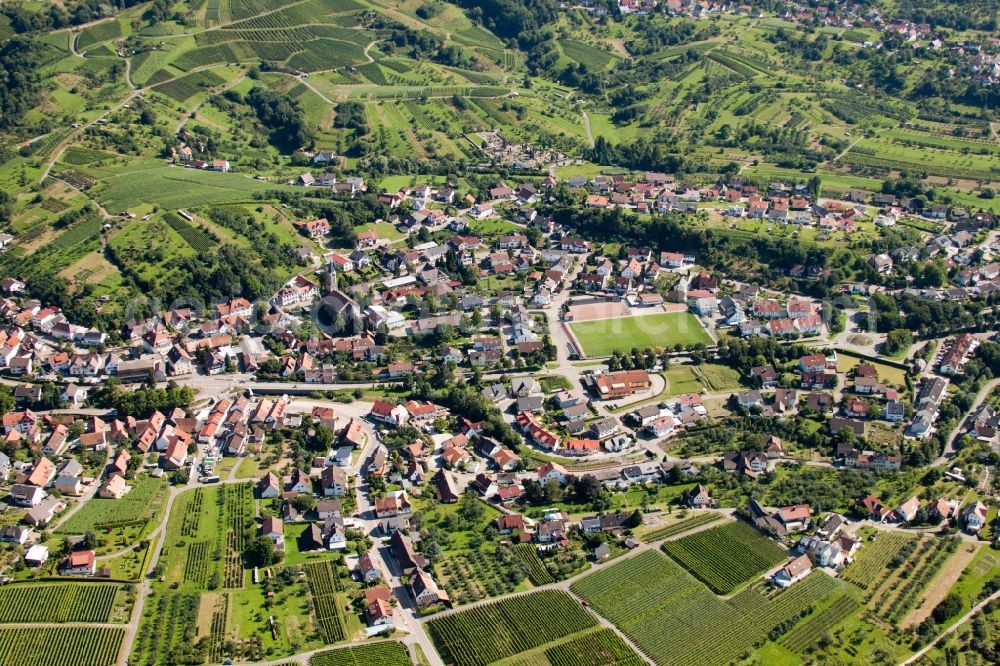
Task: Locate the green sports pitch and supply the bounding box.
[569,312,712,356]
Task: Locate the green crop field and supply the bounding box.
[661,521,787,594]
[0,584,118,623]
[304,560,348,643]
[639,513,722,543]
[559,39,617,70]
[57,476,166,534]
[87,163,292,211]
[0,627,125,666]
[544,628,645,666]
[77,20,123,50]
[310,642,411,666]
[779,595,861,654]
[839,532,914,590]
[152,70,226,101]
[571,549,845,666]
[426,591,597,666]
[569,312,712,357]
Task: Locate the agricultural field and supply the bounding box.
[0,627,125,666]
[839,532,915,592]
[570,549,847,666]
[569,312,712,357]
[866,537,959,627]
[426,590,598,666]
[512,543,555,586]
[542,628,644,666]
[0,583,121,623]
[84,162,292,212]
[309,642,411,666]
[56,475,166,538]
[131,482,323,664]
[638,512,722,543]
[778,594,861,654]
[661,521,787,594]
[304,560,349,643]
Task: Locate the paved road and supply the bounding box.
[933,377,1000,467]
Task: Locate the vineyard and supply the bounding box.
[839,532,914,591]
[559,39,617,70]
[544,628,645,666]
[46,214,103,252]
[706,52,758,79]
[426,591,597,666]
[0,583,117,623]
[868,537,957,626]
[837,150,1000,182]
[57,476,165,534]
[223,483,253,588]
[77,20,122,50]
[639,513,722,543]
[661,521,786,594]
[304,561,347,643]
[512,543,555,585]
[0,627,124,666]
[151,70,227,102]
[130,591,199,666]
[162,212,217,252]
[183,541,212,586]
[309,641,410,666]
[570,549,845,666]
[180,488,203,537]
[779,595,861,653]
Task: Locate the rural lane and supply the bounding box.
[933,377,1000,467]
[898,588,1000,665]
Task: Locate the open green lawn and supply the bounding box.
[570,312,712,357]
[664,365,704,396]
[356,221,405,241]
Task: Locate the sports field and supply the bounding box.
[569,312,712,356]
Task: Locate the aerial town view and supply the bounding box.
[0,0,998,664]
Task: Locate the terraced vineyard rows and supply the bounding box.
[779,595,861,653]
[661,521,786,594]
[0,627,124,666]
[0,584,117,623]
[304,561,346,643]
[426,591,597,666]
[639,513,722,543]
[152,70,227,102]
[512,543,555,585]
[571,549,844,666]
[544,628,645,666]
[837,150,1000,181]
